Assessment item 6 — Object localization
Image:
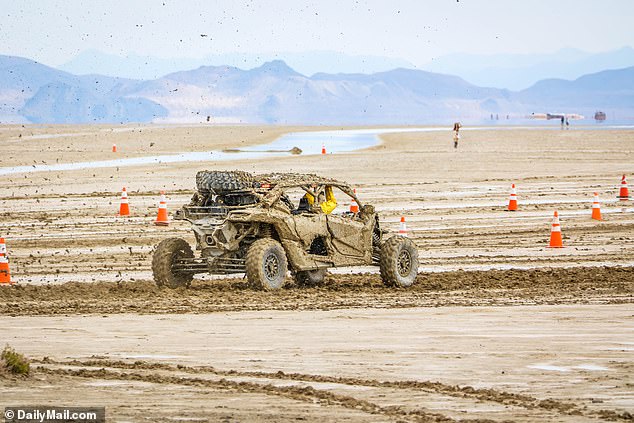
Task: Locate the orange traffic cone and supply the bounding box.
[0,238,13,285]
[119,187,130,216]
[350,188,359,213]
[112,143,117,153]
[547,211,564,248]
[321,143,326,155]
[591,192,602,221]
[154,191,169,226]
[398,216,408,237]
[617,174,630,200]
[507,183,518,211]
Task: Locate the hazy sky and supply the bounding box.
[1,0,633,67]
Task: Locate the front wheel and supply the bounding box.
[379,236,419,287]
[246,239,288,290]
[152,238,194,288]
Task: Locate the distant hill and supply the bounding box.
[518,66,634,111]
[0,55,167,123]
[21,82,167,124]
[126,60,512,124]
[1,53,632,124]
[0,55,72,123]
[424,46,634,91]
[58,49,416,81]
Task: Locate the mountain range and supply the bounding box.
[424,47,634,90]
[1,53,633,125]
[59,50,416,81]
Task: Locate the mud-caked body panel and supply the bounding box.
[224,203,376,272]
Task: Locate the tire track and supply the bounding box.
[36,358,632,422]
[36,366,476,423]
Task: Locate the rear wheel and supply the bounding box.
[246,239,288,290]
[379,236,418,287]
[152,238,194,288]
[294,269,327,287]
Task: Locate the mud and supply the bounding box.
[0,267,630,315]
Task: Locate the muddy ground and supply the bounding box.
[0,267,632,315]
[0,124,633,421]
[1,304,632,422]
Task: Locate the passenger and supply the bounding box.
[303,185,337,214]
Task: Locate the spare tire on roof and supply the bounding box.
[195,170,254,195]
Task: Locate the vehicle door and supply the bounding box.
[326,214,367,259]
[324,187,369,261]
[291,211,330,253]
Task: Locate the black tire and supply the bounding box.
[246,239,288,290]
[152,238,194,289]
[294,269,327,287]
[196,170,253,195]
[379,236,419,288]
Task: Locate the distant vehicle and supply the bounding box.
[594,111,606,121]
[530,113,584,121]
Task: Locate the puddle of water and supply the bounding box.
[528,364,610,372]
[573,364,609,371]
[3,125,634,176]
[0,127,448,175]
[83,381,132,387]
[16,132,97,140]
[528,364,570,372]
[121,354,187,360]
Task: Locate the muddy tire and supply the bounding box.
[152,238,194,289]
[379,236,419,288]
[294,269,327,287]
[196,170,253,195]
[246,239,288,290]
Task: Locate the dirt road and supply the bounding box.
[1,124,633,421]
[1,304,632,422]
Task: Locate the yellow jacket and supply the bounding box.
[305,185,337,214]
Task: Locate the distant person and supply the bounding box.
[560,116,565,129]
[565,117,569,129]
[452,122,461,149]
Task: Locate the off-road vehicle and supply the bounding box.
[152,171,418,290]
